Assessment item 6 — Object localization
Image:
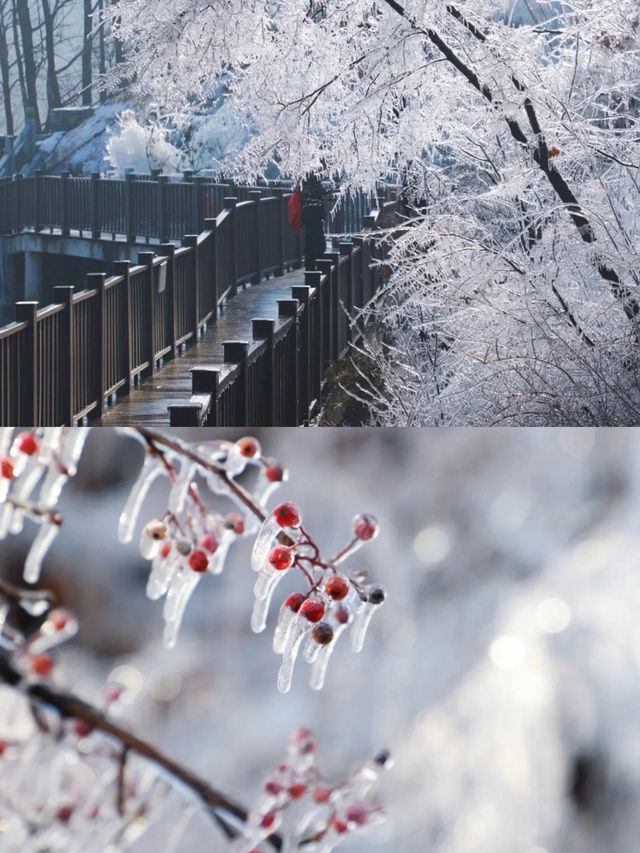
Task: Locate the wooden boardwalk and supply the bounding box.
[97,269,307,426]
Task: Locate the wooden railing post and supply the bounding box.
[316,258,334,366]
[91,172,101,238]
[249,190,262,283]
[274,188,285,275]
[204,217,218,309]
[278,299,300,426]
[60,171,71,236]
[126,172,136,243]
[324,251,341,360]
[15,301,38,425]
[182,170,198,233]
[223,340,248,425]
[339,241,354,328]
[159,175,169,243]
[223,197,238,293]
[87,272,107,413]
[252,318,275,425]
[34,169,44,232]
[191,365,220,425]
[14,173,23,233]
[159,242,177,355]
[52,286,75,425]
[169,402,205,426]
[183,235,200,334]
[113,260,132,391]
[138,251,156,374]
[303,270,323,403]
[292,284,312,423]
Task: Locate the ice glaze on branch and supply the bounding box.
[0,652,283,850]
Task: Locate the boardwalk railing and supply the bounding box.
[168,203,397,428]
[0,172,397,427]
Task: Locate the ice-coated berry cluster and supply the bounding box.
[236,729,389,853]
[0,428,88,585]
[251,505,385,692]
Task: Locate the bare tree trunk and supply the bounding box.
[11,0,27,114]
[82,0,92,105]
[15,0,41,131]
[98,0,105,101]
[0,2,14,135]
[40,0,61,127]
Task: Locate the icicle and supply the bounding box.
[0,428,13,455]
[9,459,46,532]
[38,467,67,508]
[118,454,164,543]
[167,462,196,514]
[0,600,8,632]
[23,522,59,584]
[254,565,285,600]
[310,618,348,691]
[207,539,230,575]
[251,515,281,571]
[28,612,79,655]
[273,603,298,654]
[146,550,177,600]
[350,600,376,653]
[59,429,89,475]
[0,501,13,539]
[277,618,308,694]
[303,633,322,664]
[163,571,199,648]
[251,594,272,634]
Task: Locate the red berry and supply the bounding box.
[56,805,73,823]
[199,534,218,553]
[352,513,378,541]
[313,786,332,803]
[105,684,122,703]
[30,654,53,676]
[261,811,276,829]
[346,803,369,825]
[264,780,283,796]
[16,432,38,456]
[73,719,93,737]
[188,550,209,573]
[160,542,172,559]
[225,513,245,535]
[0,456,13,479]
[50,610,69,631]
[332,819,348,833]
[267,545,292,571]
[0,740,8,757]
[265,461,285,482]
[288,783,306,799]
[237,437,260,458]
[325,576,349,600]
[273,502,300,529]
[335,605,350,625]
[284,592,305,613]
[299,599,325,623]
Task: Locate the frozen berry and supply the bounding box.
[30,654,53,676]
[352,513,378,541]
[332,818,348,833]
[73,719,93,737]
[346,803,369,826]
[144,519,168,540]
[0,456,13,479]
[288,783,306,799]
[273,502,300,529]
[56,805,73,822]
[325,576,349,600]
[199,533,218,553]
[312,623,334,645]
[335,605,350,624]
[188,550,209,573]
[313,786,332,803]
[159,542,172,559]
[16,432,38,456]
[368,586,386,605]
[105,684,122,703]
[265,461,285,482]
[236,437,260,458]
[176,539,191,556]
[49,610,70,631]
[299,599,325,623]
[261,811,276,829]
[0,741,8,757]
[284,592,305,613]
[267,545,292,571]
[225,513,245,535]
[264,780,283,796]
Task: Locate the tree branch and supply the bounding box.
[0,653,282,851]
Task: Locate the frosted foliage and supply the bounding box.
[108,0,640,424]
[106,109,183,176]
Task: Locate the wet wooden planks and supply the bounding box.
[96,270,306,426]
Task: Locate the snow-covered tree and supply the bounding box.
[107,0,640,424]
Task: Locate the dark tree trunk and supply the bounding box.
[15,0,41,131]
[0,5,14,135]
[41,0,61,126]
[11,0,27,115]
[82,0,93,105]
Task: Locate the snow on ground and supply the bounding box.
[2,428,640,852]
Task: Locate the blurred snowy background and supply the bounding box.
[2,427,640,853]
